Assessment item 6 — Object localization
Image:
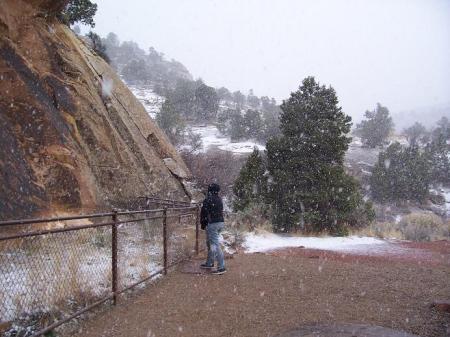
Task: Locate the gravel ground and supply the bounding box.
[75,246,450,337]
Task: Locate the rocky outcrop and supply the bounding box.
[0,0,193,220]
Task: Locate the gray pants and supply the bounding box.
[206,222,225,269]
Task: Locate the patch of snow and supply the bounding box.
[350,137,363,147]
[0,222,167,321]
[127,85,164,119]
[443,188,450,217]
[218,142,265,154]
[189,125,265,154]
[243,232,386,254]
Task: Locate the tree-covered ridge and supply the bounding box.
[101,32,193,87]
[94,31,282,144]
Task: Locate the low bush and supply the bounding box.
[399,213,446,241]
[354,213,449,241]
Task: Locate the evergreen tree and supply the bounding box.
[232,91,246,109]
[194,83,219,121]
[355,103,394,148]
[244,109,263,139]
[216,108,235,134]
[87,32,110,63]
[425,133,450,185]
[404,122,426,146]
[156,99,185,145]
[122,59,150,83]
[61,0,97,27]
[266,77,371,233]
[247,89,261,109]
[229,112,246,141]
[168,79,197,119]
[370,143,431,202]
[260,108,281,142]
[432,116,450,141]
[216,87,233,101]
[233,148,267,211]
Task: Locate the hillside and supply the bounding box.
[0,0,194,220]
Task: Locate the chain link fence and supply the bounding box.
[0,203,200,336]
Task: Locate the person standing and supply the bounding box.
[200,183,226,275]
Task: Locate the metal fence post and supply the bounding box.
[162,207,168,275]
[195,205,200,255]
[112,209,118,305]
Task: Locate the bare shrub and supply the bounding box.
[354,213,449,241]
[181,149,247,198]
[223,204,272,249]
[354,221,404,239]
[399,213,446,241]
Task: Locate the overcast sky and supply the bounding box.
[88,0,450,122]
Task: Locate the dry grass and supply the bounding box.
[1,215,199,328]
[354,213,450,241]
[353,221,405,239]
[400,213,449,241]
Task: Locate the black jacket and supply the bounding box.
[200,193,224,229]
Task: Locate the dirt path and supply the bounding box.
[75,242,450,337]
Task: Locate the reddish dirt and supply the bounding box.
[266,240,450,268]
[74,240,450,337]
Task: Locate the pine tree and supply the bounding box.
[244,109,263,139]
[425,133,450,185]
[404,122,427,146]
[370,142,431,202]
[266,77,371,233]
[233,148,267,211]
[229,112,246,141]
[156,99,185,146]
[60,0,98,27]
[355,103,394,148]
[194,83,219,121]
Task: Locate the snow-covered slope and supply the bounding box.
[188,125,265,154]
[127,84,265,154]
[127,85,164,119]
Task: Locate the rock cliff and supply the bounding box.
[0,0,193,220]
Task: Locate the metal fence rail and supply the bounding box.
[0,202,202,337]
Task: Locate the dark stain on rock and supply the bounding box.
[0,43,71,144]
[44,74,75,113]
[43,163,81,207]
[0,113,47,220]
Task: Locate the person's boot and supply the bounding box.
[200,263,214,269]
[212,268,226,275]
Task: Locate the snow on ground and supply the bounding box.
[189,125,265,154]
[0,224,165,321]
[243,232,387,254]
[443,188,450,217]
[126,84,265,155]
[430,187,450,217]
[128,85,164,119]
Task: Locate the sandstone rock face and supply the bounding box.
[0,0,193,220]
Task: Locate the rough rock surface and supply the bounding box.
[0,0,193,220]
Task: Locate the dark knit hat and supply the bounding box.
[207,183,220,194]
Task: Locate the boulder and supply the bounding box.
[431,301,450,313]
